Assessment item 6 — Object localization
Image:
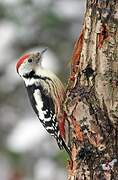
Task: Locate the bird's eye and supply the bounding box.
[28,58,33,63]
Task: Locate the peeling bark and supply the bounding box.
[63,0,118,179]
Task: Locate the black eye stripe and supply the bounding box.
[28,58,33,63]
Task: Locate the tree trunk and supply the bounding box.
[63,0,118,179]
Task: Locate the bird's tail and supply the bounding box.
[56,134,71,157]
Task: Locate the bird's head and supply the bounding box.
[16,49,47,77]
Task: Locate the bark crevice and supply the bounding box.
[64,0,118,179]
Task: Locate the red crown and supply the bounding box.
[16,53,30,73]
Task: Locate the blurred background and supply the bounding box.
[0,0,85,179]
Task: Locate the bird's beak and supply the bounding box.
[40,48,48,55]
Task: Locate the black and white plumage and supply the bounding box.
[16,50,70,155]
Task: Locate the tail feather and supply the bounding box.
[56,135,71,157]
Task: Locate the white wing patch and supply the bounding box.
[33,88,56,123]
[33,89,44,120]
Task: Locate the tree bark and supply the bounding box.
[63,0,118,179]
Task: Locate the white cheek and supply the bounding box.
[18,66,24,77]
[18,63,32,77]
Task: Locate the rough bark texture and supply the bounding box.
[63,0,118,179]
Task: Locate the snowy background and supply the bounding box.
[0,0,85,180]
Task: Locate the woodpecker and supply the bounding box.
[16,49,70,155]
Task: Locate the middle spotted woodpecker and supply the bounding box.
[16,49,70,156]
